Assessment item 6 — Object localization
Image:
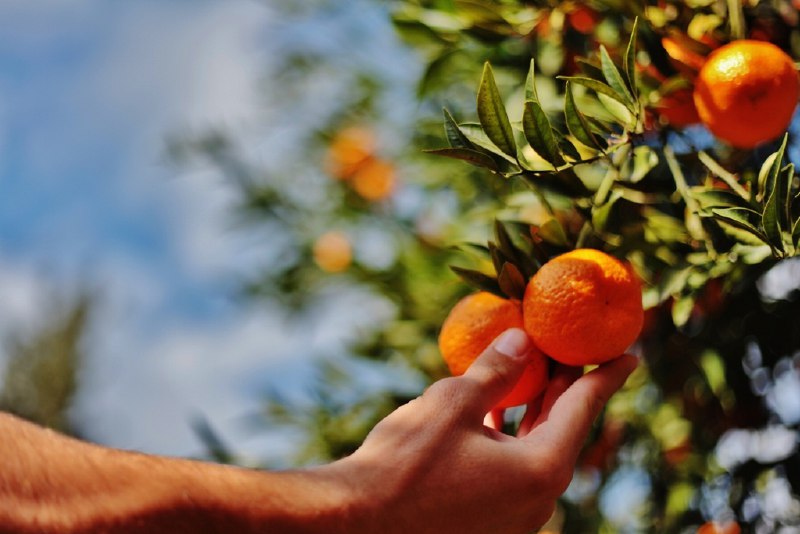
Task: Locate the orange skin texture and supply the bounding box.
[439,292,549,408]
[693,40,799,148]
[523,249,643,366]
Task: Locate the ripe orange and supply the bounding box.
[523,249,643,366]
[351,157,396,201]
[693,40,799,148]
[324,126,376,180]
[697,521,741,534]
[438,292,549,408]
[312,231,352,273]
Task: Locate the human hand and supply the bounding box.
[333,328,638,534]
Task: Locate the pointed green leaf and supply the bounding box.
[559,76,632,108]
[762,135,789,251]
[458,123,519,164]
[792,215,800,249]
[525,59,538,102]
[477,62,517,158]
[424,148,499,171]
[599,45,634,105]
[450,265,502,295]
[523,101,564,167]
[711,207,770,244]
[443,108,474,149]
[624,18,639,100]
[564,82,602,149]
[629,145,658,183]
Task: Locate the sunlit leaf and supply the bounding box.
[761,135,788,252]
[599,45,634,106]
[443,108,475,149]
[477,62,517,158]
[624,18,639,100]
[564,82,602,150]
[523,101,564,168]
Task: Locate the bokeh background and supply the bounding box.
[0,0,419,462]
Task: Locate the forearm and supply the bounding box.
[0,413,363,533]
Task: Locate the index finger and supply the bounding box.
[523,354,637,461]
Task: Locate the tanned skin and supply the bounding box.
[0,329,636,534]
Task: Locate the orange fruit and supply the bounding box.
[312,231,352,273]
[523,249,643,366]
[567,5,600,35]
[438,292,549,408]
[324,127,376,180]
[693,40,799,148]
[656,88,701,127]
[351,157,396,201]
[697,521,741,534]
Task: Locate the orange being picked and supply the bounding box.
[693,40,799,148]
[697,521,741,534]
[438,292,549,408]
[523,249,643,366]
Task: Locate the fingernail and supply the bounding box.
[493,328,531,359]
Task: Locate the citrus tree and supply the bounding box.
[182,0,800,531]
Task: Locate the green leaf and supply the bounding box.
[564,82,602,150]
[538,218,570,246]
[711,207,770,245]
[442,108,474,149]
[629,145,658,183]
[477,62,517,158]
[671,294,695,327]
[525,59,538,102]
[450,266,502,295]
[599,45,634,105]
[424,148,499,171]
[523,101,564,168]
[761,135,789,252]
[458,123,519,164]
[691,188,753,212]
[558,76,631,108]
[592,190,623,232]
[792,215,800,249]
[624,18,639,100]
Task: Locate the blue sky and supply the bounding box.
[0,0,417,460]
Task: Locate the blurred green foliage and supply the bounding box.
[0,293,91,437]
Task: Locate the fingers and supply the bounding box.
[517,364,582,437]
[483,409,505,431]
[457,328,533,419]
[524,354,638,460]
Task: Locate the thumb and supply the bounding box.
[459,328,533,418]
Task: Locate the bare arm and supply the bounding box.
[0,328,636,533]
